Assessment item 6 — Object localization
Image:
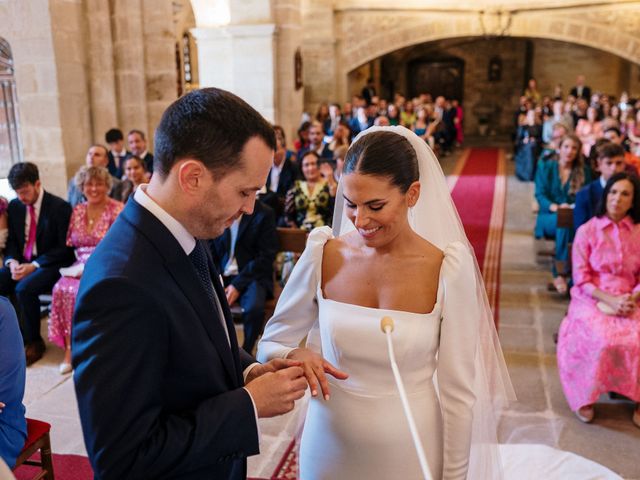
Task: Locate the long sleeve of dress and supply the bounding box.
[571,222,596,295]
[437,242,479,480]
[534,160,554,212]
[256,226,332,362]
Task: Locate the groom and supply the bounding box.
[72,88,308,480]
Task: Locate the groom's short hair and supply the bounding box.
[154,88,276,178]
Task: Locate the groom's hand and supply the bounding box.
[245,358,301,384]
[245,366,308,418]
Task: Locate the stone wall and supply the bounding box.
[0,0,69,196]
[532,40,637,99]
[1,0,178,195]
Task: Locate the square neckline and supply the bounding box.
[317,240,445,317]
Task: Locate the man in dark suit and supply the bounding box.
[127,129,154,174]
[210,200,278,353]
[574,142,626,230]
[105,128,130,179]
[296,122,332,163]
[72,88,307,480]
[259,130,298,223]
[569,75,592,100]
[0,163,74,365]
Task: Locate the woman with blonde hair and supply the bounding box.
[534,134,592,293]
[48,166,124,373]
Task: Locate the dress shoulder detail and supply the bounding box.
[307,226,333,247]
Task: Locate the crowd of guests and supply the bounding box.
[519,75,640,427]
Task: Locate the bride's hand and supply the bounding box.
[287,348,348,400]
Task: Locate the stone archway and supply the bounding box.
[335,5,640,80]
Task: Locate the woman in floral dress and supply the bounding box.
[285,151,336,231]
[48,166,123,373]
[557,172,640,426]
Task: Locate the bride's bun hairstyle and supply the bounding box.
[343,131,419,193]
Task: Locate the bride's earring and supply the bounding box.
[409,206,415,224]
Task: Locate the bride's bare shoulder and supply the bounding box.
[411,233,444,267]
[322,232,360,263]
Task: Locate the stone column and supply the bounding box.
[111,0,148,137]
[141,0,178,148]
[300,0,336,113]
[85,0,118,144]
[274,0,303,142]
[49,0,93,184]
[192,24,277,122]
[1,0,69,196]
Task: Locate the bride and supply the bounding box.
[257,126,514,479]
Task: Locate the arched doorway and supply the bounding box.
[0,37,22,173]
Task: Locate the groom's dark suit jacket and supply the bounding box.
[72,198,259,480]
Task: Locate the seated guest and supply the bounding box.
[0,297,27,469]
[400,100,416,128]
[49,166,124,373]
[575,106,603,157]
[259,127,298,224]
[328,121,351,152]
[296,122,332,162]
[105,128,130,179]
[273,125,296,163]
[293,121,310,152]
[127,129,154,173]
[539,122,569,162]
[113,155,149,203]
[68,144,122,208]
[387,104,400,126]
[209,200,278,353]
[574,142,626,231]
[557,172,640,426]
[285,151,335,231]
[535,134,592,294]
[603,126,640,175]
[0,163,74,365]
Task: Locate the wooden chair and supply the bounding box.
[264,228,309,317]
[229,227,308,321]
[13,418,54,480]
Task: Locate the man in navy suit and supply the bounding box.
[72,88,307,480]
[127,129,154,174]
[210,200,278,353]
[0,163,74,365]
[574,142,626,231]
[296,122,332,163]
[105,128,130,179]
[569,75,592,101]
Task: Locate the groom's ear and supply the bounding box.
[406,181,421,207]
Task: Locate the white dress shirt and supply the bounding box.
[269,162,284,193]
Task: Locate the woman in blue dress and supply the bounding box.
[535,134,592,293]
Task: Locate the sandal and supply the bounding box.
[553,276,568,295]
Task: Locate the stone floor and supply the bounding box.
[20,138,640,479]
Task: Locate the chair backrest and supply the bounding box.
[556,207,574,230]
[276,228,308,254]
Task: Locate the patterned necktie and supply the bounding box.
[189,240,216,308]
[24,204,37,261]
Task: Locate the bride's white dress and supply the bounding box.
[258,227,478,480]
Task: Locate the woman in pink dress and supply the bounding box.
[48,166,123,373]
[557,172,640,427]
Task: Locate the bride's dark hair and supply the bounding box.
[343,131,419,193]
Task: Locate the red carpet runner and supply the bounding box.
[449,147,506,327]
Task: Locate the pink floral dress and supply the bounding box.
[48,199,123,349]
[557,215,640,411]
